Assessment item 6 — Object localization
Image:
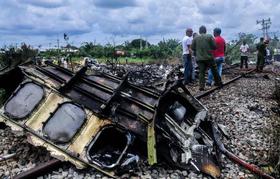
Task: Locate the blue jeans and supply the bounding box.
[183,54,193,84]
[208,57,224,85]
[192,56,197,81]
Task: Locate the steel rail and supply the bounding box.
[9,65,256,179]
[13,159,63,179]
[195,69,255,99]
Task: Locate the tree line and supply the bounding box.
[1,33,280,65]
[42,38,183,60]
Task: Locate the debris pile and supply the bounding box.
[86,62,183,87]
[0,62,278,178]
[0,62,223,178]
[200,72,279,178]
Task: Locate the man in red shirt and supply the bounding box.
[207,28,226,86]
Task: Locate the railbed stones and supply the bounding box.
[200,73,279,178]
[0,64,279,178]
[274,78,280,104]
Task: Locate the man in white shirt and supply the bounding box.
[182,28,193,84]
[240,41,249,69]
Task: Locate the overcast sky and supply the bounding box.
[0,0,278,48]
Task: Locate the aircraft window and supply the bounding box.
[43,103,86,144]
[87,126,131,169]
[4,82,44,119]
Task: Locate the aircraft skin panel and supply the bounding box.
[67,115,112,156]
[25,92,66,130]
[0,62,225,178]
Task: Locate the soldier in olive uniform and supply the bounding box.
[256,37,266,72]
[191,26,222,91]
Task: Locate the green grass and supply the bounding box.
[71,57,160,64]
[71,56,83,62]
[97,57,158,64]
[46,55,175,65]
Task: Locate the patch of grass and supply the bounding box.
[48,55,178,65]
[97,57,159,64]
[71,56,83,62]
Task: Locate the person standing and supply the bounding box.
[256,37,266,72]
[182,28,193,85]
[63,58,68,69]
[192,32,198,81]
[240,41,249,69]
[265,40,272,64]
[207,28,226,85]
[192,26,222,91]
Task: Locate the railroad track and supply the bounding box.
[9,65,258,179]
[13,159,63,179]
[195,68,255,99]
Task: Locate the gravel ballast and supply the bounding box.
[0,65,279,179]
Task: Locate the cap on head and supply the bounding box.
[199,26,207,34]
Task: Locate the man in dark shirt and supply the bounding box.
[192,26,222,91]
[256,37,266,72]
[207,28,226,85]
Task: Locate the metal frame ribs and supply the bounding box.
[0,62,225,178]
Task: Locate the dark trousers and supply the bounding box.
[183,54,193,84]
[256,54,265,71]
[240,56,248,69]
[197,60,222,89]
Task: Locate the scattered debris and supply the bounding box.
[0,62,222,178]
[0,61,277,178]
[263,74,270,80]
[0,153,16,162]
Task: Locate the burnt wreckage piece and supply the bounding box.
[0,62,221,178]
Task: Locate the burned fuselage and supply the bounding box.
[0,62,221,178]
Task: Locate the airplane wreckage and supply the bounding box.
[0,60,274,178]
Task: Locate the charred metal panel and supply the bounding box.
[4,82,44,119]
[33,65,159,138]
[65,89,104,113]
[190,144,221,178]
[1,63,274,178]
[112,112,147,139]
[43,103,86,144]
[118,99,154,120]
[75,82,112,101]
[0,63,225,178]
[121,87,158,107]
[44,66,72,82]
[158,92,198,125]
[87,75,120,89]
